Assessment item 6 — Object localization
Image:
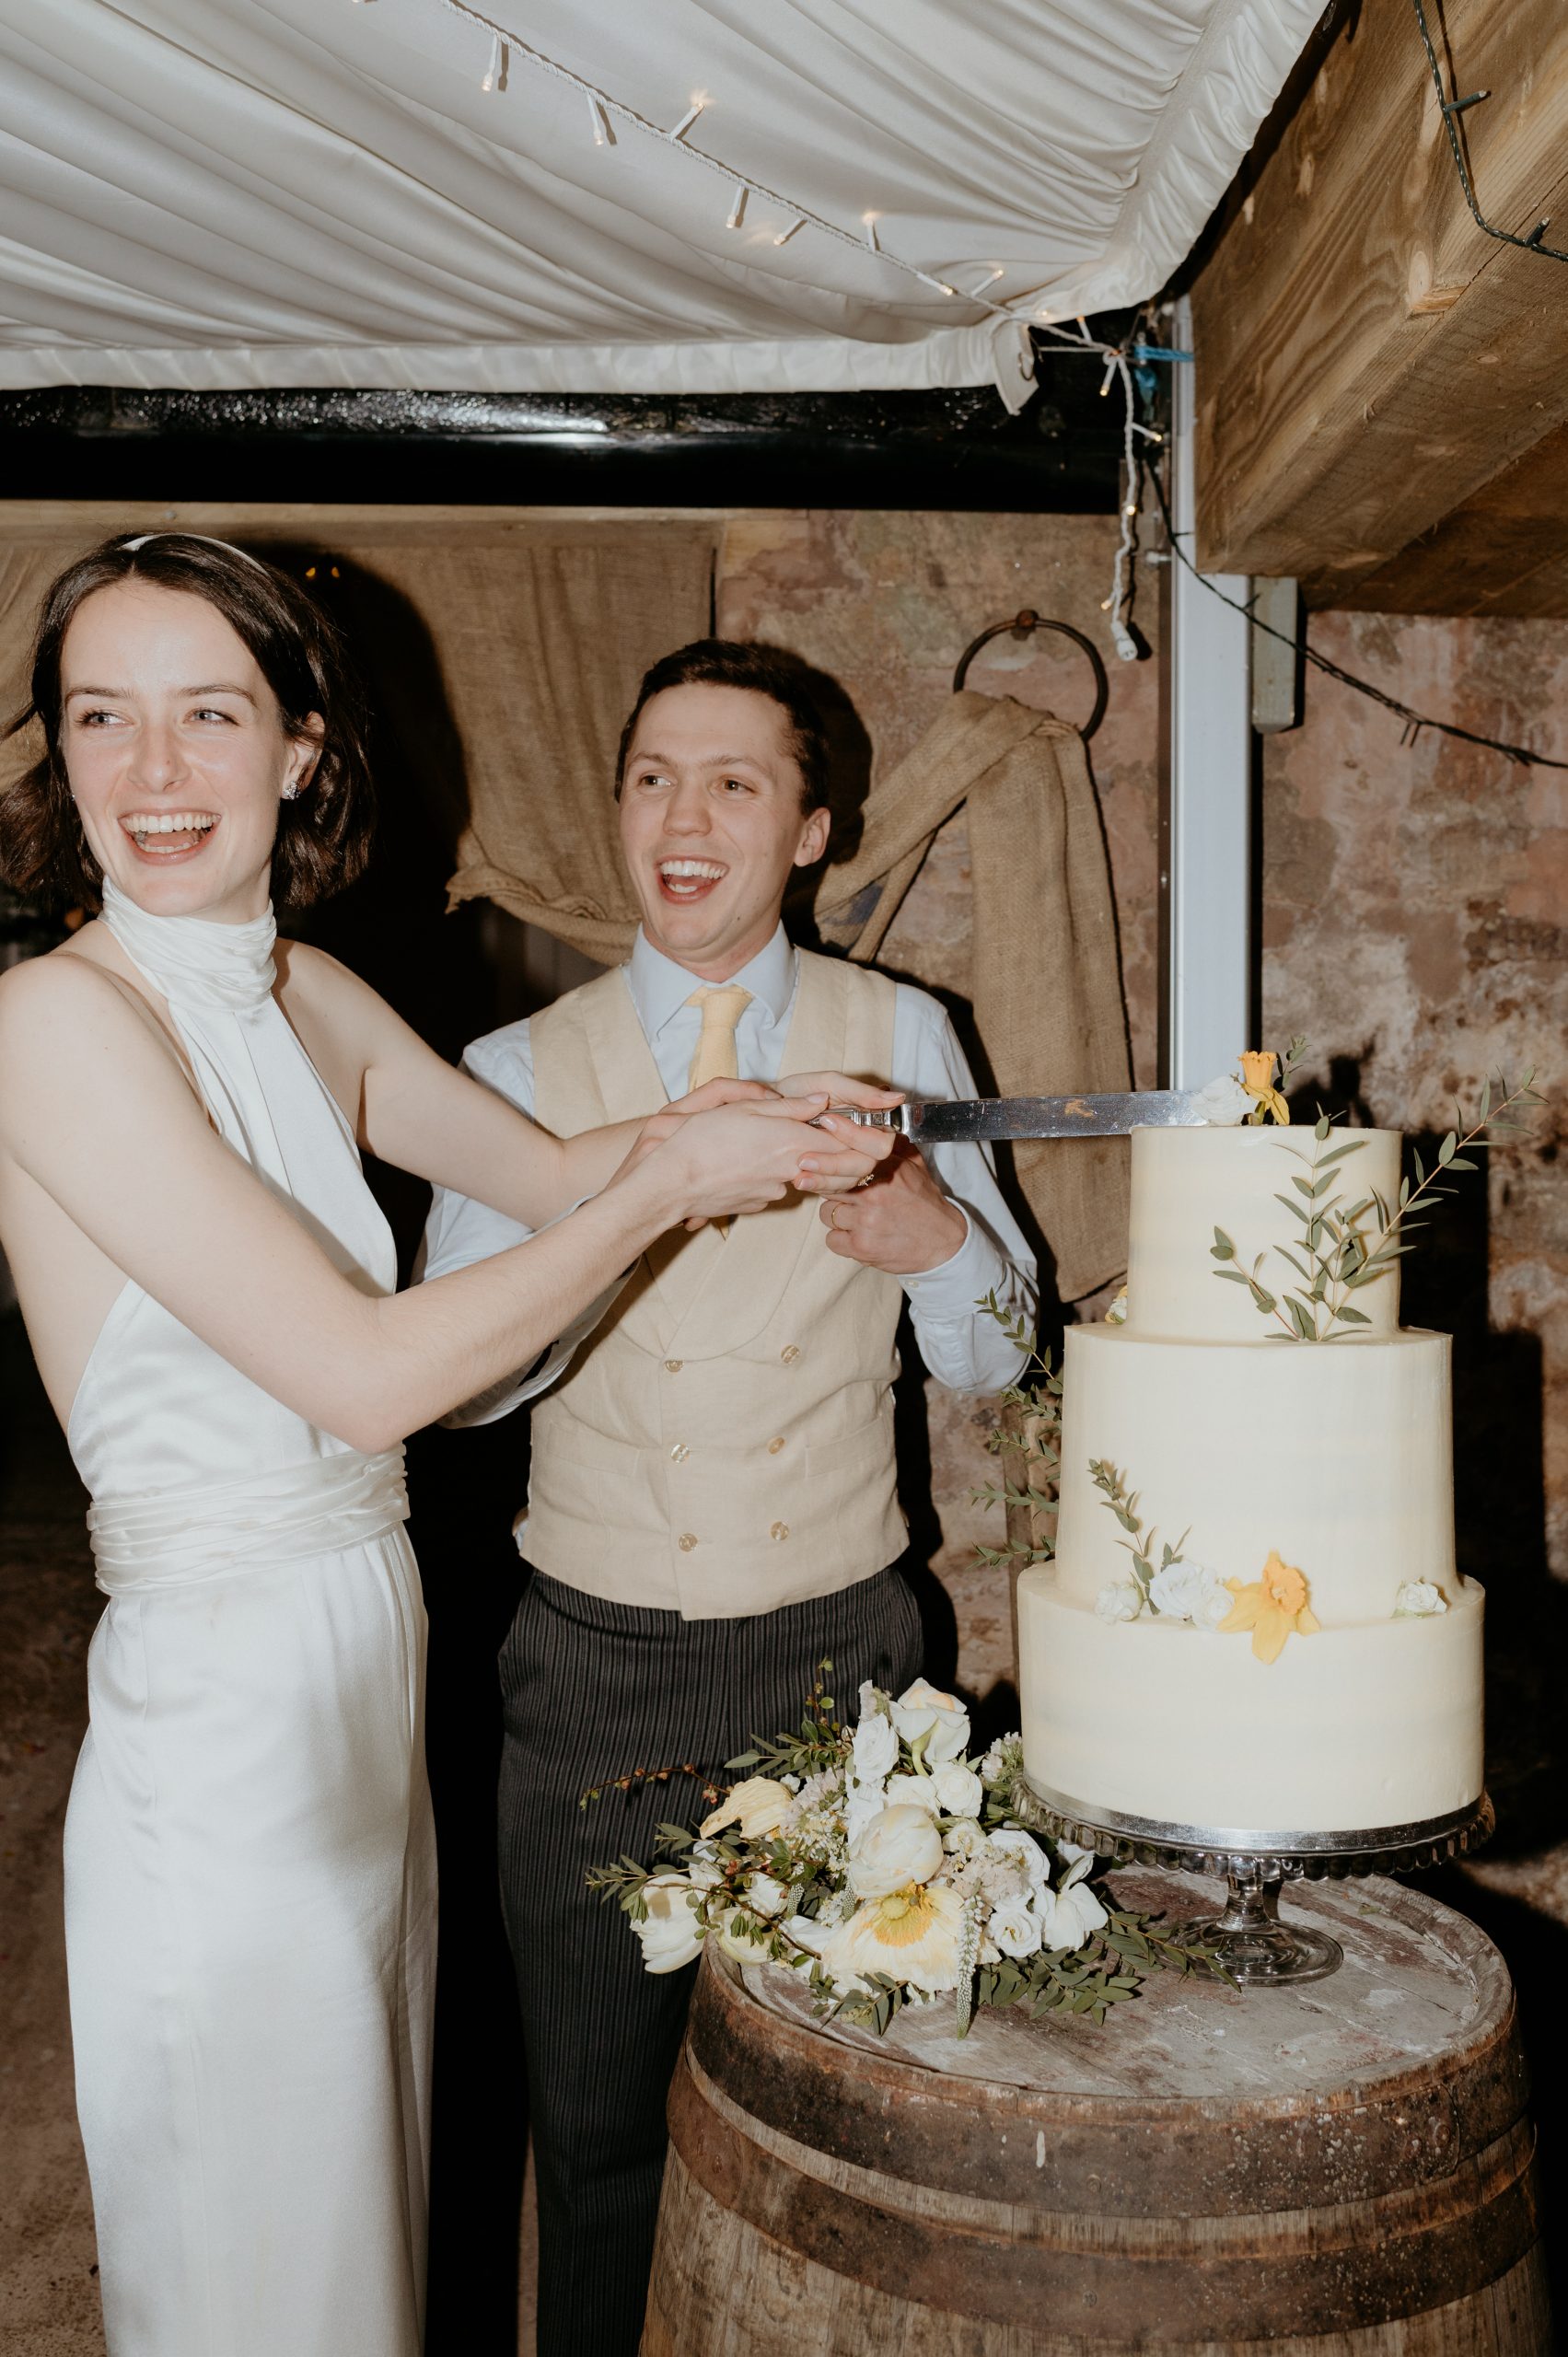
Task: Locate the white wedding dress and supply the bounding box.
[62,881,436,2356]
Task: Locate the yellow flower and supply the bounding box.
[1217,1550,1320,1663]
[700,1777,792,1840]
[1238,1048,1290,1126]
[819,1882,966,1994]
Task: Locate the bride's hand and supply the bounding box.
[775,1072,903,1195]
[621,1094,840,1225]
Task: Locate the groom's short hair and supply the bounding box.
[615,640,830,816]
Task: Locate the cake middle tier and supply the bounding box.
[1054,1323,1454,1627]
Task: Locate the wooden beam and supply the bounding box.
[1304,420,1568,615]
[1191,0,1568,587]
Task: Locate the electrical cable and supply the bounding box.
[1410,0,1567,264]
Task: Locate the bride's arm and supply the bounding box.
[301,948,889,1220]
[0,958,824,1456]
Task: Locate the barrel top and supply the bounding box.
[742,1871,1510,2106]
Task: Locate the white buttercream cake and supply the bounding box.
[1017,1122,1483,1840]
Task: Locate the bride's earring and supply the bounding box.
[281,782,301,802]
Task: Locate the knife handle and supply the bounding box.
[814,1104,904,1131]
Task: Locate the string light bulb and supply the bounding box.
[670,96,706,142]
[587,93,610,145]
[726,183,749,229]
[772,216,805,247]
[862,213,881,252]
[481,30,503,90]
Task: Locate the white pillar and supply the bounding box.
[1164,293,1254,1087]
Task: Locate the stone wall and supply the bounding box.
[714,511,1162,1716]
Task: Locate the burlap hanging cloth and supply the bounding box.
[813,690,1131,1304]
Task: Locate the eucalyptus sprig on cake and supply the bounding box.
[587,1670,1227,2038]
[1210,1068,1542,1342]
[968,1291,1062,1573]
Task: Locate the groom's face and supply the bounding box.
[618,683,830,980]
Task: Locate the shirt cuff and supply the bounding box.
[899,1203,999,1306]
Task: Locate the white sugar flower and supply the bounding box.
[986,1828,1051,1894]
[851,1711,899,1782]
[843,1778,889,1845]
[847,1804,944,1898]
[1038,1855,1109,1950]
[820,1884,966,1995]
[988,1901,1044,1960]
[632,1876,707,1975]
[1149,1561,1232,1630]
[701,1777,792,1840]
[942,1817,988,1863]
[1095,1583,1142,1624]
[745,1872,788,1918]
[885,1771,942,1816]
[1394,1581,1449,1617]
[932,1763,983,1819]
[1190,1072,1254,1126]
[889,1678,971,1764]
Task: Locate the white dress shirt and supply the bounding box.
[420,924,1037,1423]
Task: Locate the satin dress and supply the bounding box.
[61,880,436,2356]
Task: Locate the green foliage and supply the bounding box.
[968,1292,1062,1572]
[1212,1074,1542,1342]
[1086,1460,1187,1613]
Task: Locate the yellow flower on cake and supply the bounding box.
[1239,1048,1290,1126]
[700,1777,792,1840]
[819,1883,966,1995]
[1218,1550,1320,1663]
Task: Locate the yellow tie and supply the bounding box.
[685,986,753,1093]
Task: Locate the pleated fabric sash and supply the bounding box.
[87,1446,410,1594]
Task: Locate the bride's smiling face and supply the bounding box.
[60,580,321,925]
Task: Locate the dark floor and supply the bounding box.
[2,1307,1564,2350]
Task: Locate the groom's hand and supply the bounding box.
[819,1140,967,1274]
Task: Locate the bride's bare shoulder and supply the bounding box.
[0,940,161,1068]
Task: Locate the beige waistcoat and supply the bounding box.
[526,949,907,1619]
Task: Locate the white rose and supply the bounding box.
[858,1678,880,1720]
[851,1712,899,1782]
[1095,1583,1142,1624]
[715,1912,774,1964]
[932,1763,983,1819]
[986,1828,1051,1893]
[988,1901,1044,1959]
[1191,1072,1254,1126]
[1148,1561,1232,1629]
[847,1804,944,1898]
[889,1678,971,1764]
[745,1872,788,1917]
[1394,1580,1448,1617]
[632,1876,707,1975]
[885,1771,942,1816]
[943,1817,988,1862]
[700,1776,792,1840]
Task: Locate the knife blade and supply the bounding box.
[824,1089,1210,1144]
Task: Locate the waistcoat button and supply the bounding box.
[670,1443,691,1463]
[678,1532,698,1552]
[769,1521,789,1541]
[664,1359,683,1374]
[766,1436,785,1455]
[780,1344,800,1364]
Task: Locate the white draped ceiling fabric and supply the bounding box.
[0,0,1317,405]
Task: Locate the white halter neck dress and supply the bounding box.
[63,882,436,2357]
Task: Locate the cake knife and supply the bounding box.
[823,1089,1211,1143]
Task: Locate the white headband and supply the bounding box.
[121,531,272,576]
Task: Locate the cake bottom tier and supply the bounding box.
[1018,1573,1484,1838]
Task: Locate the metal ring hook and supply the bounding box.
[952,610,1110,741]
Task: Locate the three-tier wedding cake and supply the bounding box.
[1017,1119,1483,1840]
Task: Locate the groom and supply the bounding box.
[421,640,1036,2354]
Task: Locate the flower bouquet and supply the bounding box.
[587,1666,1226,2038]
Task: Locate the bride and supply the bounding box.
[0,532,894,2356]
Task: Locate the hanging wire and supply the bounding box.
[1410,0,1568,264]
[1145,467,1568,772]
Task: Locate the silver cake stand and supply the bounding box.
[1011,1777,1496,1985]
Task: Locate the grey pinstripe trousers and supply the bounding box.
[497,1564,923,2357]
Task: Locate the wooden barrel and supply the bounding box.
[644,1870,1550,2354]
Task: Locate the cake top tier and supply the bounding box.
[1124,1125,1404,1343]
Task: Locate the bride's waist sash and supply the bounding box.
[87,1446,410,1595]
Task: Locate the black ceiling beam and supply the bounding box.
[0,332,1129,511]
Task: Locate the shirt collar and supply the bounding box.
[628,923,798,1042]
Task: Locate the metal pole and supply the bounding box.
[1164,293,1254,1087]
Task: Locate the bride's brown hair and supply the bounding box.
[0,533,376,911]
